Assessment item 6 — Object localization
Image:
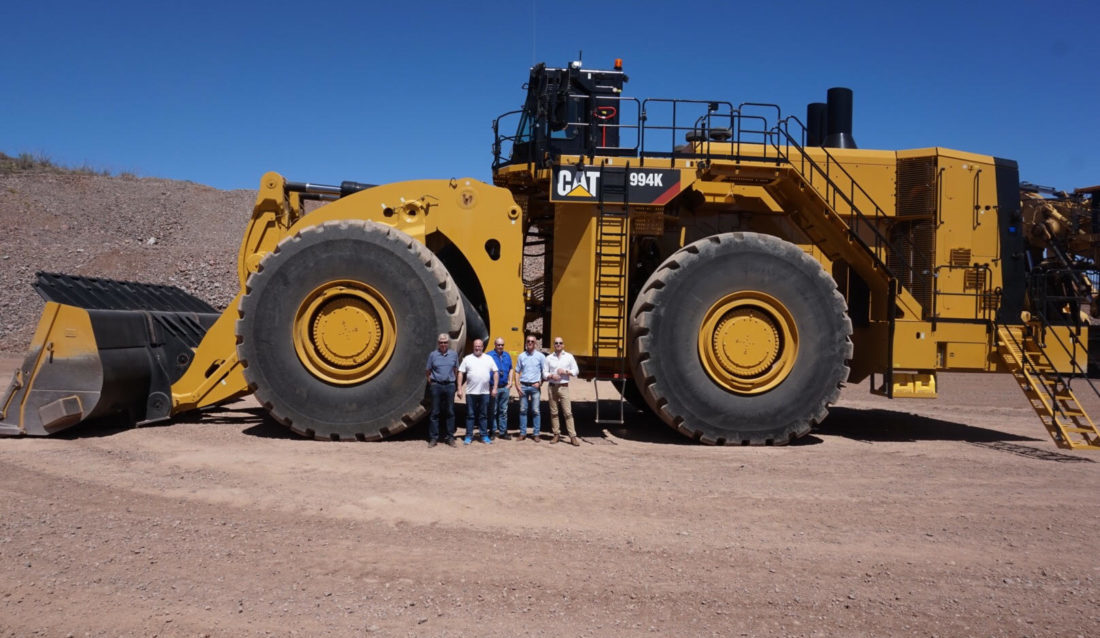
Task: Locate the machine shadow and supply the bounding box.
[52,415,170,439]
[52,405,272,440]
[570,398,689,444]
[578,400,1051,448]
[229,398,1057,448]
[813,406,1040,444]
[240,413,430,442]
[44,397,1084,463]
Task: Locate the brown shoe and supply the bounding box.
[517,434,526,441]
[570,436,580,447]
[550,434,560,444]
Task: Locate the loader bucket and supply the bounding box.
[0,273,221,436]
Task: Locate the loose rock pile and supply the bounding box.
[0,169,253,353]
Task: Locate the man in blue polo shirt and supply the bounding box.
[425,333,459,447]
[486,337,514,440]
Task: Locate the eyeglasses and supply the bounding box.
[438,340,448,344]
[494,343,505,347]
[526,339,536,343]
[554,341,564,345]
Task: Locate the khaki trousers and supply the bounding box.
[547,383,576,437]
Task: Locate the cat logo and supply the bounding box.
[551,165,682,204]
[555,168,601,199]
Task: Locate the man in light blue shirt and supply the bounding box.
[512,335,547,441]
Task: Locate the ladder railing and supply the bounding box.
[996,317,1100,450]
[1026,268,1100,395]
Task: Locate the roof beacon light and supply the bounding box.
[614,58,623,71]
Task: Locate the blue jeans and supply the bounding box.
[518,384,541,437]
[487,386,509,435]
[465,393,490,439]
[428,381,456,441]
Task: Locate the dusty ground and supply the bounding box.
[1,353,1097,637]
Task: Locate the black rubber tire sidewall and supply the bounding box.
[629,232,851,445]
[237,220,464,440]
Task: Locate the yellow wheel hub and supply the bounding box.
[698,291,798,394]
[293,281,396,385]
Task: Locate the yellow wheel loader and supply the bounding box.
[3,59,1099,448]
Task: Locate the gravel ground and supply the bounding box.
[0,359,1097,637]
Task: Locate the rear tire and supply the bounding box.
[628,232,851,445]
[237,220,465,440]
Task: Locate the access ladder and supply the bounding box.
[591,164,630,425]
[996,324,1100,449]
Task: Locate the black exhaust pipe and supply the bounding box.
[806,102,827,147]
[823,87,856,149]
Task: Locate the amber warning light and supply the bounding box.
[614,58,623,71]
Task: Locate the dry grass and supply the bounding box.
[0,150,115,176]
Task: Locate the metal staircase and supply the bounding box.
[777,124,930,319]
[996,323,1100,449]
[591,164,630,425]
[703,128,926,325]
[701,115,944,397]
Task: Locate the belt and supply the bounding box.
[431,380,454,384]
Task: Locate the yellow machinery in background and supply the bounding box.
[2,59,1098,448]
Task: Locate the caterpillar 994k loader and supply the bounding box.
[3,59,1099,448]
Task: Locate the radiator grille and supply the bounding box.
[888,221,935,318]
[896,157,937,219]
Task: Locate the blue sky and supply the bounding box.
[3,0,1098,192]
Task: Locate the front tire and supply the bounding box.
[237,220,465,440]
[628,232,851,445]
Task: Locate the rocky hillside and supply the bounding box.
[0,157,254,353]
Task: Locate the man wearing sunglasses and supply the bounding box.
[424,333,459,447]
[513,335,547,441]
[544,337,580,446]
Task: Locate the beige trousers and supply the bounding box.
[547,383,576,437]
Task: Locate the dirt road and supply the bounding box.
[1,356,1097,637]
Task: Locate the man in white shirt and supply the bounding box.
[457,339,499,444]
[543,336,580,446]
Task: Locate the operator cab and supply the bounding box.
[492,60,803,171]
[495,60,629,168]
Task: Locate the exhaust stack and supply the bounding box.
[823,87,856,149]
[806,102,827,147]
